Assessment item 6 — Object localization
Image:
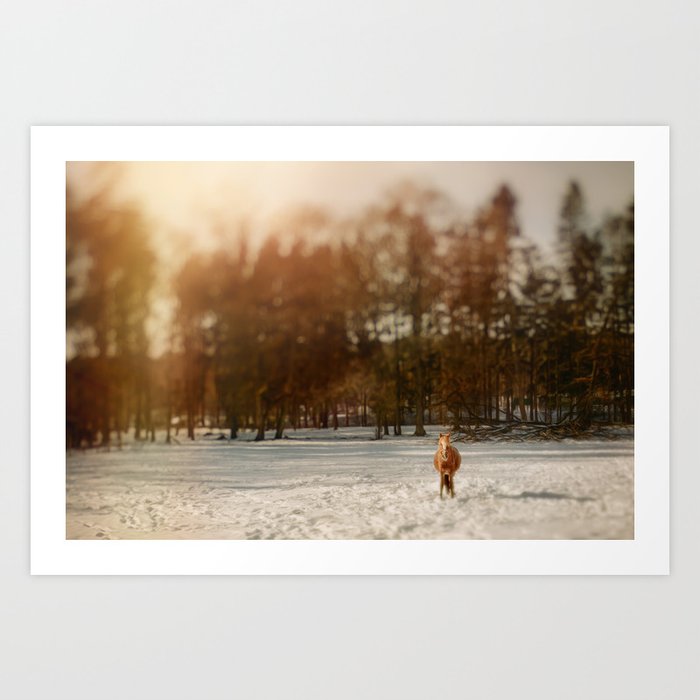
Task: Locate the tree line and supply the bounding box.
[66,179,634,448]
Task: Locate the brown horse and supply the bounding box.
[433,432,461,499]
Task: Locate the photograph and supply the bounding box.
[64,159,635,541]
[8,5,691,697]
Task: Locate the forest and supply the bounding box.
[66,174,634,448]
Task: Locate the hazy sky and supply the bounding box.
[68,161,633,255]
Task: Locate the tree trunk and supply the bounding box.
[274,403,285,439]
[414,355,426,437]
[134,383,143,440]
[164,352,172,443]
[187,409,195,440]
[254,391,266,441]
[394,330,402,435]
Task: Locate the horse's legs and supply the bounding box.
[440,473,444,499]
[450,475,455,498]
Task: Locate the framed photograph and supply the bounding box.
[31,126,668,574]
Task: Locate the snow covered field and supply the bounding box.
[66,426,634,540]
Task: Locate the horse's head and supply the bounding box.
[438,432,451,460]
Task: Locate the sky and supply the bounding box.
[67,161,634,256]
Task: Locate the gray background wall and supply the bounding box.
[2,2,697,698]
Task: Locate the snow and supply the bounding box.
[66,426,634,540]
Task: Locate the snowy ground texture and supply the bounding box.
[66,426,634,540]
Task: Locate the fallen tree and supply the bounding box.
[452,419,633,442]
